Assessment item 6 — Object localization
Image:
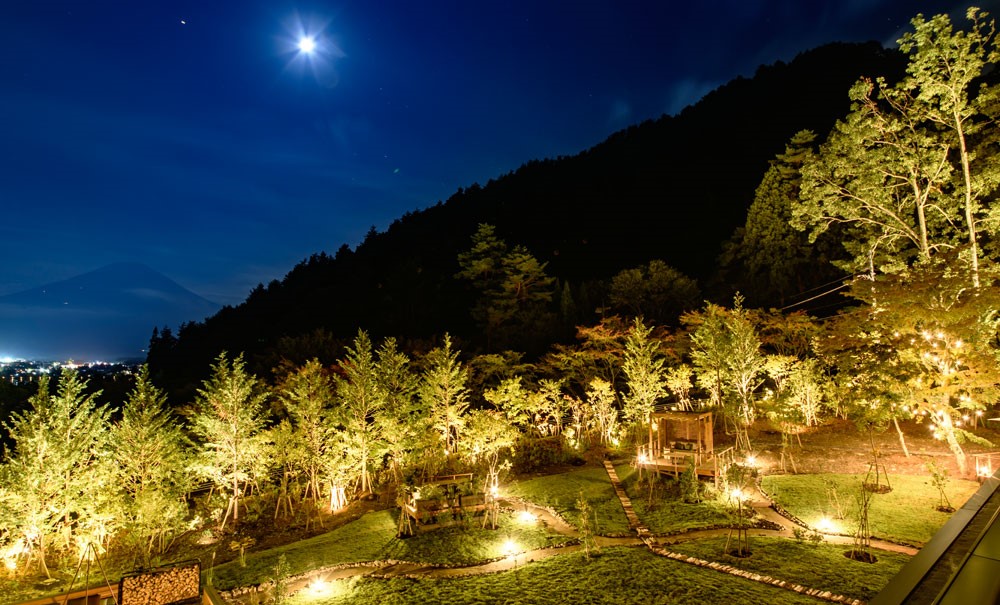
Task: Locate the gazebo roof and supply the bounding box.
[650,411,712,422]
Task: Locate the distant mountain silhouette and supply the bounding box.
[150,42,907,396]
[0,263,219,360]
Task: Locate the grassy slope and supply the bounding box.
[210,510,569,591]
[506,467,631,533]
[286,546,822,605]
[762,473,980,544]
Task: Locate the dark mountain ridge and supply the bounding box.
[150,41,907,394]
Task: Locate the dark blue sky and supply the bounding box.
[0,0,979,305]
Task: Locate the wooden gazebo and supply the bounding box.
[636,411,732,484]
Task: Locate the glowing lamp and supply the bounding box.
[516,510,537,524]
[815,516,835,533]
[308,578,330,596]
[502,539,518,556]
[745,455,757,467]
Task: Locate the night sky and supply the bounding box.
[1,0,981,305]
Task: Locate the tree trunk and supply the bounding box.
[954,109,980,288]
[892,417,910,457]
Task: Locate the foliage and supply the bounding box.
[609,260,700,325]
[616,465,730,533]
[456,223,556,352]
[621,318,667,445]
[419,334,470,457]
[1,370,112,577]
[113,366,192,565]
[795,8,1000,282]
[334,330,384,495]
[188,352,270,530]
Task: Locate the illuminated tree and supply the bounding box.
[584,377,619,446]
[688,298,765,451]
[463,410,517,529]
[894,8,1000,287]
[334,330,384,495]
[795,8,1000,284]
[419,334,470,454]
[665,364,695,411]
[189,353,270,530]
[277,359,334,505]
[833,258,1000,475]
[114,366,192,565]
[621,318,667,445]
[542,316,629,396]
[373,338,422,486]
[2,371,111,577]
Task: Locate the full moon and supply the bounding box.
[298,36,316,54]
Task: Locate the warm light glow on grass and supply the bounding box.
[815,516,837,533]
[307,577,330,597]
[501,538,518,557]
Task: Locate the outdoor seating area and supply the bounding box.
[636,411,732,484]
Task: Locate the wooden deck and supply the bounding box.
[636,445,734,486]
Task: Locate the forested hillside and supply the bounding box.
[149,41,906,399]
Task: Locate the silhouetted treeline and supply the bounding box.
[148,42,906,402]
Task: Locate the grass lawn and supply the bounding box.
[506,467,631,534]
[209,509,570,591]
[762,473,980,545]
[286,546,823,605]
[667,536,910,602]
[615,465,732,534]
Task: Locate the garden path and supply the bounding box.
[227,467,917,603]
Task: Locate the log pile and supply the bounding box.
[120,562,200,605]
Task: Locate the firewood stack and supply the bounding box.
[120,562,200,605]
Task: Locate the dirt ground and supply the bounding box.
[742,416,1000,477]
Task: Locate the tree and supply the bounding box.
[113,366,192,564]
[829,258,1000,475]
[334,330,384,495]
[2,371,111,576]
[188,353,270,530]
[463,410,517,529]
[373,338,422,486]
[725,130,841,306]
[456,223,555,351]
[419,334,470,455]
[895,8,1000,287]
[584,378,619,446]
[621,318,667,446]
[724,297,766,451]
[795,8,1000,285]
[609,260,700,325]
[277,359,334,505]
[688,298,764,452]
